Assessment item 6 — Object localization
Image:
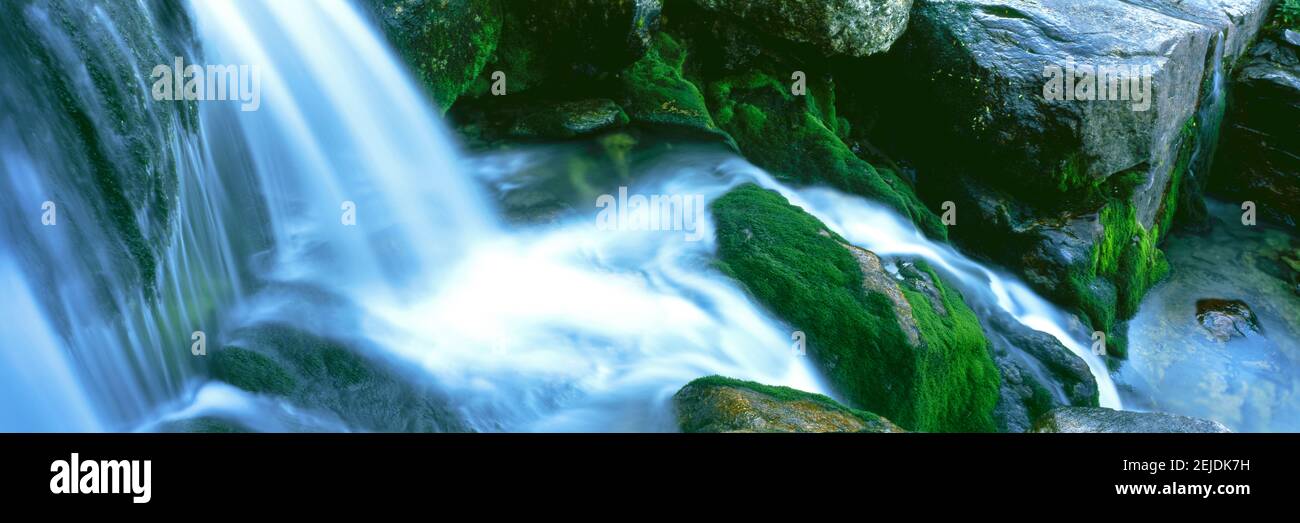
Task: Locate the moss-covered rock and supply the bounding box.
[156,417,250,433]
[365,0,502,111]
[618,32,729,141]
[673,375,901,432]
[209,323,468,432]
[210,346,296,395]
[711,184,1000,432]
[706,67,945,239]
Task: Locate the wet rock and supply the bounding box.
[1034,406,1231,433]
[1,0,199,291]
[156,417,250,433]
[1211,31,1300,227]
[1195,298,1261,341]
[508,99,630,139]
[875,0,1273,355]
[674,376,902,433]
[691,0,912,57]
[620,32,730,142]
[210,323,469,432]
[984,311,1099,432]
[711,184,1000,432]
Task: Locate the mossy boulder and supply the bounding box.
[691,0,912,57]
[364,0,502,111]
[673,376,901,432]
[711,184,1000,432]
[209,323,468,432]
[707,66,945,239]
[1033,407,1230,433]
[618,32,730,141]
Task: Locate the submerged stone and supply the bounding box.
[1195,298,1262,341]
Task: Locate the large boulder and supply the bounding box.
[364,0,503,111]
[875,0,1274,355]
[691,0,913,57]
[1034,406,1231,433]
[673,376,902,432]
[1211,30,1300,227]
[711,184,1001,432]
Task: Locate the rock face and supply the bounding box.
[1212,31,1300,227]
[876,0,1275,356]
[711,184,1000,432]
[674,376,902,432]
[1196,298,1262,341]
[1,0,197,291]
[1034,406,1231,433]
[692,0,912,56]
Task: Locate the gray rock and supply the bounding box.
[692,0,912,56]
[983,301,1100,432]
[673,376,902,433]
[882,0,1274,349]
[1034,406,1231,433]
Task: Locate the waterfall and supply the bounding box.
[0,0,242,430]
[1191,34,1228,179]
[2,0,1120,432]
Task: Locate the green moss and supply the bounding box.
[897,260,1001,432]
[367,0,502,111]
[684,375,884,424]
[1276,0,1300,31]
[707,68,946,240]
[711,184,997,431]
[210,347,296,395]
[619,32,722,135]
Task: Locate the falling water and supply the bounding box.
[1190,34,1228,181]
[3,0,1120,432]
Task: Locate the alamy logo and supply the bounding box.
[151,56,261,112]
[595,186,706,242]
[1043,62,1153,112]
[50,453,151,504]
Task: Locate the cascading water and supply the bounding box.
[0,0,242,431]
[1190,34,1228,181]
[3,0,1120,432]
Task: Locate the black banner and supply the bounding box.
[0,433,1292,511]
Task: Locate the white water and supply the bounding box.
[2,0,1119,432]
